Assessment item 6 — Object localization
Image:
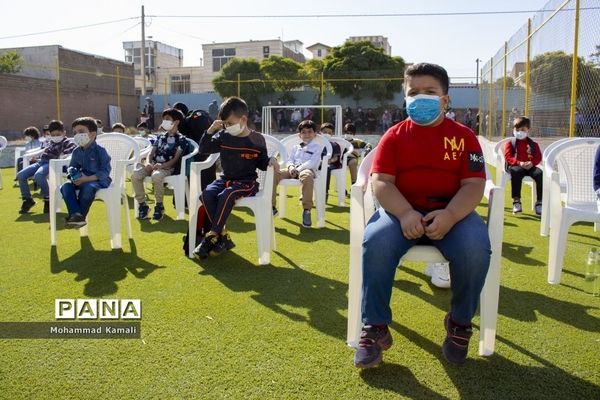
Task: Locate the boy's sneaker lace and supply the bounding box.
[19,197,36,214]
[442,313,472,365]
[137,203,150,219]
[193,233,219,259]
[534,202,542,216]
[353,325,393,369]
[152,203,165,220]
[512,201,522,215]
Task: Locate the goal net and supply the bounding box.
[261,105,343,136]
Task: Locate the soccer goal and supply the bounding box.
[261,105,343,136]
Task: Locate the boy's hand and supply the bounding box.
[73,174,90,186]
[207,120,225,134]
[422,209,456,240]
[144,164,154,173]
[288,165,299,178]
[269,157,280,172]
[153,163,163,171]
[399,209,425,240]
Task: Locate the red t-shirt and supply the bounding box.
[372,118,486,212]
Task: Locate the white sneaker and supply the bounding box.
[430,262,451,289]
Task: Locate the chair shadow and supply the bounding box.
[360,322,600,399]
[195,250,347,341]
[275,219,349,244]
[138,214,188,233]
[50,238,166,297]
[15,213,49,224]
[395,269,599,332]
[501,241,545,266]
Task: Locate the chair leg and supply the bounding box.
[315,184,326,228]
[336,172,345,206]
[123,194,133,239]
[478,252,500,356]
[255,209,271,265]
[278,187,287,219]
[547,212,572,284]
[106,199,122,249]
[347,241,363,348]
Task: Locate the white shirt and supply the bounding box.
[287,141,323,172]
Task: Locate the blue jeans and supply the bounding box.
[17,161,49,199]
[60,181,103,217]
[361,208,491,326]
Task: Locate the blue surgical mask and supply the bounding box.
[405,94,442,126]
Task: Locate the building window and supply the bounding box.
[317,49,322,57]
[263,46,270,54]
[170,75,191,94]
[212,48,236,72]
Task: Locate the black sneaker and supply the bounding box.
[138,203,150,220]
[209,235,229,257]
[153,203,165,220]
[65,213,87,229]
[442,313,473,365]
[19,198,36,214]
[193,233,219,259]
[43,200,49,214]
[302,209,312,227]
[353,325,393,369]
[272,206,279,217]
[221,233,236,251]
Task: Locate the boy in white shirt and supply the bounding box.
[273,120,323,227]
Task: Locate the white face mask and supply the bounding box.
[226,123,243,136]
[49,135,64,143]
[513,129,528,140]
[344,134,353,141]
[74,133,91,147]
[161,120,174,131]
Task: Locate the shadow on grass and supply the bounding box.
[501,241,544,266]
[275,218,349,244]
[50,238,166,297]
[15,212,48,224]
[196,250,347,341]
[138,214,189,234]
[394,269,599,332]
[361,322,600,399]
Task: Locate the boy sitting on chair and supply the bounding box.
[504,116,543,215]
[193,96,277,258]
[354,63,490,368]
[60,117,111,229]
[273,120,323,227]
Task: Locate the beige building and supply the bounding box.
[123,40,184,95]
[347,35,392,55]
[306,43,332,59]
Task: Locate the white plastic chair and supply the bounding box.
[188,134,278,265]
[546,138,600,284]
[49,133,139,249]
[0,136,7,189]
[347,146,505,356]
[277,134,332,228]
[328,136,354,206]
[494,138,540,210]
[539,137,572,236]
[133,138,199,220]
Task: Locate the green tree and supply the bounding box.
[212,58,272,110]
[0,50,23,73]
[323,41,405,105]
[260,55,305,104]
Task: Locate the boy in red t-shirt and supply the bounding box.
[503,116,543,215]
[354,63,490,368]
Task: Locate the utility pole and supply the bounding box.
[475,58,481,88]
[141,5,146,96]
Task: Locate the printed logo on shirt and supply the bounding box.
[468,152,485,172]
[443,136,464,161]
[240,152,258,160]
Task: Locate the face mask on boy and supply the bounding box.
[74,133,91,147]
[160,120,174,131]
[513,129,528,140]
[405,94,442,126]
[49,135,64,143]
[226,123,243,136]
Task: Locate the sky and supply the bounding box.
[0,0,552,83]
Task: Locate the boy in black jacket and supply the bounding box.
[193,97,278,258]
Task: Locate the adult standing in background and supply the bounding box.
[144,97,155,131]
[208,100,219,121]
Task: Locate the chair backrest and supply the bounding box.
[96,133,140,182]
[280,134,332,172]
[354,147,378,225]
[543,137,572,181]
[263,134,287,160]
[546,138,600,207]
[329,136,355,168]
[0,135,7,151]
[132,136,152,151]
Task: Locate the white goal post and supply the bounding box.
[261,105,343,136]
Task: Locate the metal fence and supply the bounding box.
[479,0,600,138]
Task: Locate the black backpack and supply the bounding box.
[505,137,536,171]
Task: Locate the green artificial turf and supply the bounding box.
[0,166,598,399]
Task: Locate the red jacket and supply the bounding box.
[504,138,542,167]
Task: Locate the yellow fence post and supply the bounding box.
[569,0,581,137]
[502,41,508,138]
[237,73,241,98]
[478,67,483,136]
[116,66,121,110]
[488,57,494,138]
[525,18,532,115]
[55,57,61,120]
[320,71,325,123]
